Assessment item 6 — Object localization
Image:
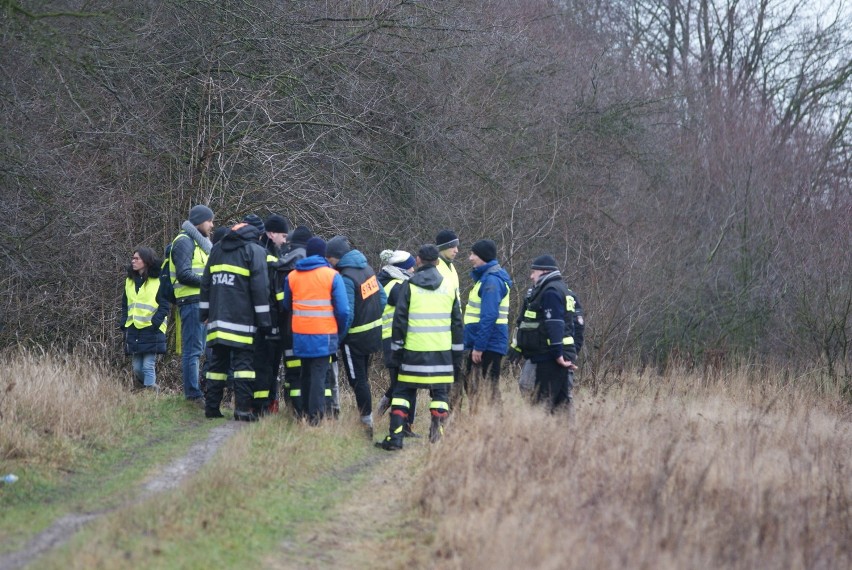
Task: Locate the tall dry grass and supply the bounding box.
[421,367,852,569]
[0,348,136,465]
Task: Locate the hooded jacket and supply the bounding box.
[335,249,387,353]
[391,264,463,384]
[282,255,350,358]
[259,234,285,336]
[121,264,170,355]
[200,223,271,347]
[515,270,577,364]
[463,260,513,354]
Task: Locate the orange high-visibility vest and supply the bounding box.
[288,266,339,335]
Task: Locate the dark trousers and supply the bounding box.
[341,344,372,418]
[383,366,418,426]
[533,359,573,412]
[300,356,331,424]
[252,334,282,413]
[282,340,302,414]
[463,350,504,410]
[448,360,465,411]
[387,382,449,447]
[206,344,255,414]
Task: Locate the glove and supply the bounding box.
[507,348,523,365]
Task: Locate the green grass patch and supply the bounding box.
[0,395,216,555]
[33,415,385,569]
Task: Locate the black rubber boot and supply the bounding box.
[377,410,406,450]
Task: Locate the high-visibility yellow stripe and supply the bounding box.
[324,389,332,396]
[289,389,302,397]
[284,359,302,368]
[207,330,254,345]
[253,390,270,398]
[348,317,382,334]
[430,401,450,411]
[210,264,251,276]
[206,372,229,381]
[391,398,411,408]
[234,370,256,379]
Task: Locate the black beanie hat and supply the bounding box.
[531,254,559,271]
[418,244,440,262]
[326,235,351,259]
[189,204,214,226]
[435,229,459,250]
[264,214,290,234]
[471,239,497,263]
[243,214,265,234]
[289,225,313,245]
[305,237,327,258]
[211,227,229,245]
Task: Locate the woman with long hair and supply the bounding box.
[121,246,170,391]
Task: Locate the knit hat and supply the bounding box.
[289,225,313,246]
[326,235,351,259]
[264,214,290,234]
[211,226,229,245]
[531,254,559,271]
[305,237,327,258]
[417,244,440,262]
[189,205,214,226]
[242,214,265,234]
[390,251,416,270]
[435,229,459,250]
[471,239,497,263]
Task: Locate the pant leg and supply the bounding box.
[179,302,205,399]
[481,351,503,406]
[534,359,569,413]
[205,344,231,413]
[302,357,330,424]
[462,352,481,411]
[252,334,277,412]
[230,346,256,413]
[429,383,450,442]
[449,358,465,411]
[342,344,372,418]
[385,383,417,447]
[140,353,158,387]
[131,354,144,386]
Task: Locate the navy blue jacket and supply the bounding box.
[121,265,169,355]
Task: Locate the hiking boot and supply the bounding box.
[375,438,402,451]
[376,395,391,416]
[205,409,224,419]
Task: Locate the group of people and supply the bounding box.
[120,205,585,449]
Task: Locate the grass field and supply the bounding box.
[2,350,850,569]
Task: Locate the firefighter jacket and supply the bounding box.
[463,260,513,354]
[336,249,386,354]
[391,264,463,385]
[514,270,577,364]
[437,254,460,302]
[278,243,306,368]
[121,265,169,355]
[200,223,271,347]
[282,255,350,358]
[169,221,212,304]
[259,234,284,337]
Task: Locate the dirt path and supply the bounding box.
[0,422,242,570]
[266,438,434,570]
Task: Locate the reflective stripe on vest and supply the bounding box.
[381,278,403,340]
[463,280,510,325]
[125,277,167,333]
[289,266,338,334]
[170,233,208,298]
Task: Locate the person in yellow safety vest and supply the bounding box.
[377,244,463,450]
[326,236,387,437]
[463,239,513,410]
[375,250,418,435]
[435,229,467,411]
[169,204,214,405]
[121,247,170,392]
[200,221,271,421]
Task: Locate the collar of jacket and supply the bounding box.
[180,220,213,254]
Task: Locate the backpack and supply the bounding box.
[159,243,177,304]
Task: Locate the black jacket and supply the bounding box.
[200,224,271,347]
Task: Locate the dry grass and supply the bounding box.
[420,367,852,570]
[0,348,137,465]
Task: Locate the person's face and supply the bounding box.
[530,269,547,282]
[131,252,146,273]
[267,231,286,247]
[327,256,340,267]
[441,245,459,261]
[469,251,486,268]
[198,219,214,237]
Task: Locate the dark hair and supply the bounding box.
[132,246,161,280]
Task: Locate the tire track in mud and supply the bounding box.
[0,422,241,570]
